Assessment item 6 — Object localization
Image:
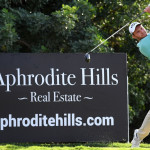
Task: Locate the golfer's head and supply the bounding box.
[129,22,147,41]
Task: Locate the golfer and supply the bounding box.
[129,5,150,148]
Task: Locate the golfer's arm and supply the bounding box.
[144,5,150,13]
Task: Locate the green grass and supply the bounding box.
[0,142,150,150]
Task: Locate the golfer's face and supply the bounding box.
[133,25,147,39]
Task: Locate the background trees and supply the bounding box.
[0,0,150,141]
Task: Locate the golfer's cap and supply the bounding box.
[129,22,141,34]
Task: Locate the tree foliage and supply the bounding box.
[0,0,150,141]
[0,0,108,53]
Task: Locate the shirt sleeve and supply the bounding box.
[139,39,150,60]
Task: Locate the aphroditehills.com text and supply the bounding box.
[0,113,114,131]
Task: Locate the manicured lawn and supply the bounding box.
[0,142,150,150]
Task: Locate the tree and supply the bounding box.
[0,0,109,53]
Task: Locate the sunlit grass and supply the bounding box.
[0,142,150,150]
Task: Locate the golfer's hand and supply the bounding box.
[144,5,150,13]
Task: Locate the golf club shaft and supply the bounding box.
[88,11,145,54]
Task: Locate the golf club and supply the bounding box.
[85,11,145,63]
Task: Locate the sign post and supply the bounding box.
[0,53,128,143]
